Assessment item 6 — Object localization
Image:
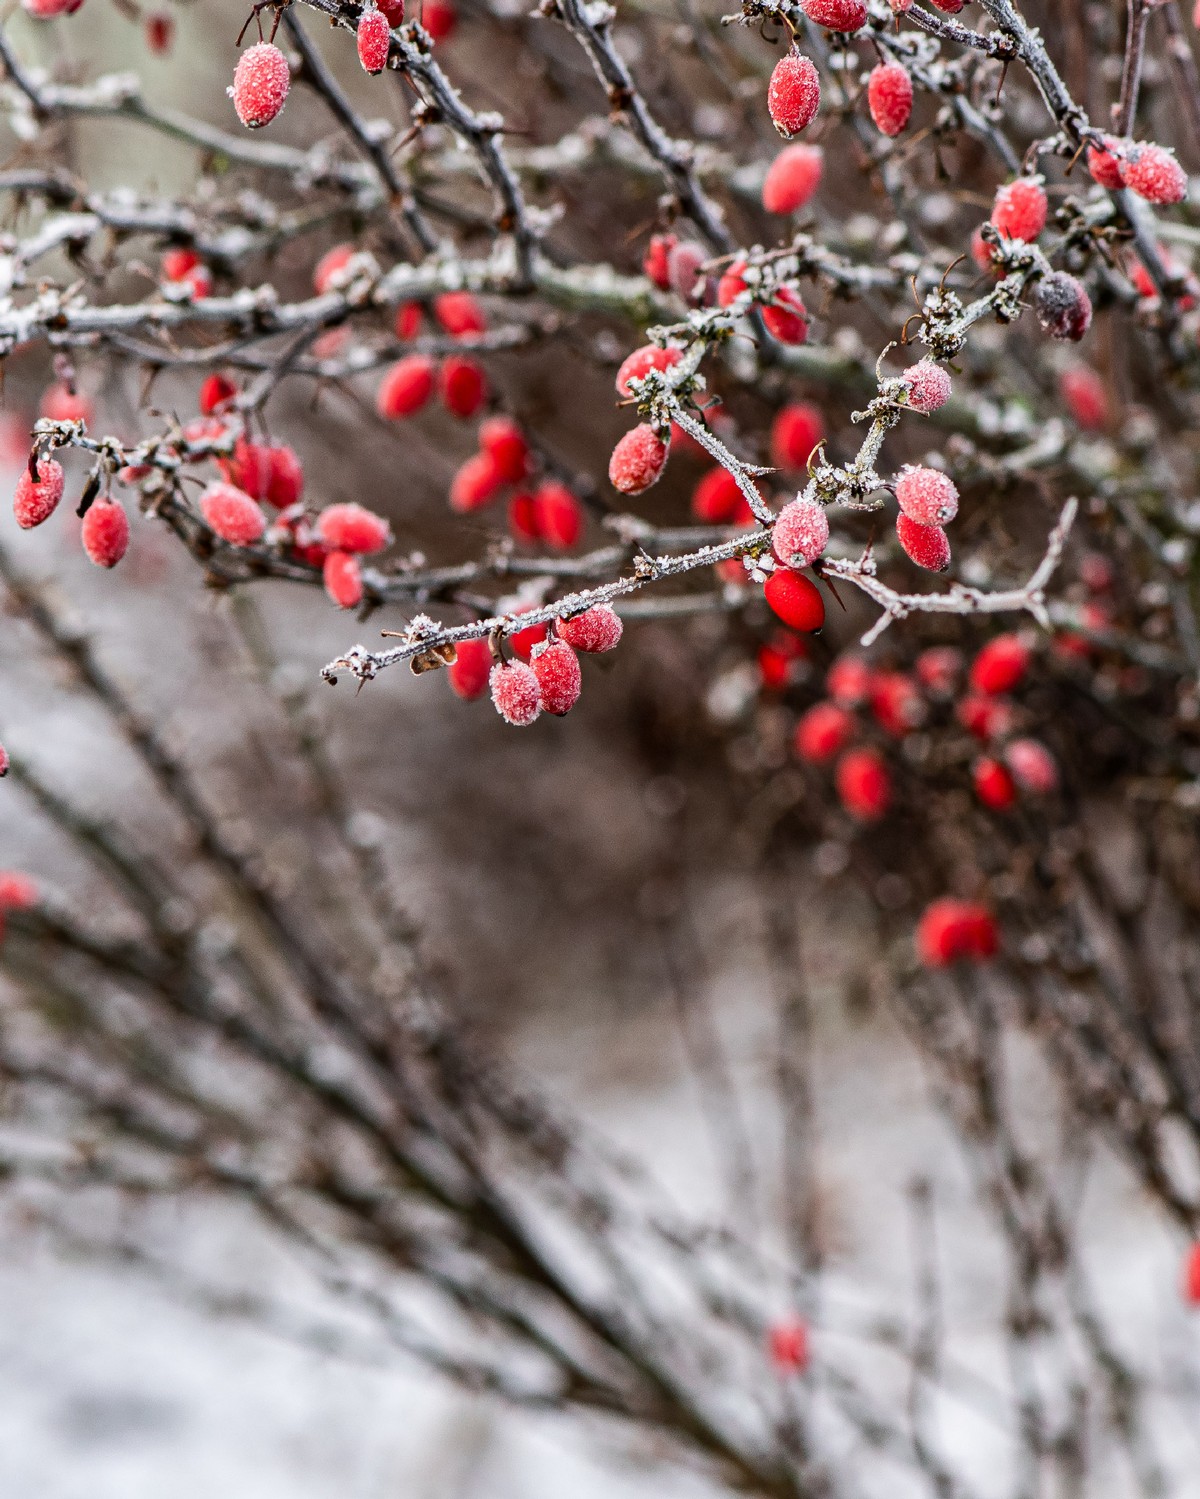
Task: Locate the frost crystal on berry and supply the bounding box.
[768,52,821,139]
[81,498,130,568]
[490,660,541,726]
[1033,272,1092,341]
[800,0,866,31]
[358,8,392,73]
[991,177,1047,241]
[1122,144,1188,205]
[230,43,291,130]
[772,498,829,568]
[615,345,682,398]
[896,513,951,571]
[531,640,582,716]
[900,359,951,414]
[867,62,912,137]
[895,466,958,526]
[609,424,668,494]
[323,551,364,609]
[557,605,623,653]
[317,503,392,555]
[1086,138,1126,189]
[14,458,65,530]
[200,482,267,546]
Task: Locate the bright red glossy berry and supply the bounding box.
[1059,366,1109,430]
[794,702,854,762]
[14,458,65,529]
[1033,272,1092,341]
[439,355,488,418]
[490,659,541,726]
[557,604,623,653]
[448,637,491,700]
[201,482,267,545]
[433,290,486,337]
[916,899,998,966]
[896,466,958,526]
[973,756,1017,810]
[531,640,582,716]
[81,498,129,568]
[768,52,821,139]
[609,424,668,494]
[323,550,364,609]
[1122,144,1187,205]
[377,355,436,419]
[900,359,951,414]
[1086,138,1126,189]
[772,497,829,567]
[991,177,1047,241]
[896,513,951,571]
[1006,737,1059,795]
[230,43,290,130]
[970,634,1030,695]
[200,373,237,415]
[765,569,825,632]
[358,7,392,73]
[867,62,912,136]
[615,344,682,398]
[768,1318,810,1374]
[479,416,530,483]
[801,0,866,27]
[533,482,583,550]
[317,502,391,554]
[762,286,809,344]
[771,403,824,470]
[762,144,823,214]
[450,452,502,513]
[836,747,891,820]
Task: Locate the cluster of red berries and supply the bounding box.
[1086,137,1188,206]
[893,465,958,572]
[718,263,810,344]
[161,246,213,301]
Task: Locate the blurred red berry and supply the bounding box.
[377,355,436,419]
[479,416,530,484]
[768,1318,810,1374]
[439,355,489,418]
[762,144,823,214]
[794,702,854,762]
[1059,365,1110,431]
[973,756,1017,810]
[433,290,485,337]
[916,899,998,966]
[836,747,891,820]
[970,634,1030,695]
[762,286,809,344]
[201,482,267,545]
[450,452,503,512]
[533,482,583,550]
[771,403,824,470]
[448,637,491,700]
[81,498,129,568]
[323,550,364,609]
[317,502,391,555]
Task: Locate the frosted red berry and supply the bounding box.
[772,497,829,567]
[531,640,582,716]
[479,416,530,483]
[900,359,951,414]
[433,291,486,337]
[317,502,391,555]
[450,452,502,512]
[970,634,1030,695]
[801,0,866,29]
[973,756,1017,810]
[490,660,541,726]
[230,43,291,130]
[1006,737,1059,795]
[896,514,951,572]
[762,144,823,214]
[615,344,682,398]
[667,240,706,302]
[768,1318,810,1374]
[533,482,583,551]
[200,373,237,415]
[448,637,491,700]
[358,7,392,73]
[313,244,355,296]
[762,286,809,344]
[1033,272,1092,341]
[1059,365,1109,430]
[916,899,998,966]
[200,482,267,546]
[609,424,668,494]
[991,177,1047,241]
[836,747,891,820]
[1086,138,1126,189]
[771,403,824,470]
[377,355,436,419]
[81,498,130,568]
[867,62,913,137]
[439,355,489,418]
[265,445,304,510]
[768,52,821,139]
[1122,144,1187,205]
[895,465,958,526]
[323,550,364,609]
[765,569,825,632]
[692,466,754,524]
[557,604,623,654]
[643,233,677,291]
[794,702,854,762]
[14,458,65,529]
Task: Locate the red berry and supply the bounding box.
[556,604,622,653]
[1184,1243,1200,1305]
[450,452,502,512]
[220,437,273,501]
[1033,272,1092,341]
[768,1318,809,1374]
[161,246,200,282]
[395,301,423,339]
[377,0,404,20]
[827,653,872,706]
[0,743,7,777]
[531,639,582,716]
[870,671,923,736]
[896,513,951,571]
[145,11,172,52]
[765,569,825,631]
[771,403,824,470]
[895,465,958,526]
[691,465,753,524]
[973,756,1017,810]
[794,702,854,762]
[836,746,891,820]
[867,62,913,137]
[377,355,436,419]
[717,258,748,308]
[1059,366,1109,430]
[433,290,486,337]
[22,0,85,16]
[40,383,92,425]
[1086,138,1126,189]
[479,416,530,483]
[439,355,488,418]
[900,359,951,414]
[643,233,677,291]
[323,550,364,609]
[317,502,391,554]
[915,646,961,694]
[422,0,457,40]
[759,639,805,690]
[762,286,809,344]
[448,637,491,700]
[14,458,65,529]
[265,445,304,509]
[762,144,823,214]
[609,424,668,494]
[667,240,707,302]
[358,7,392,73]
[957,693,1013,741]
[970,634,1030,695]
[772,497,829,567]
[0,872,38,908]
[916,898,998,966]
[490,659,541,725]
[970,224,1001,276]
[509,609,549,660]
[230,42,290,130]
[801,0,866,28]
[991,177,1047,241]
[508,491,541,542]
[768,52,821,139]
[1006,737,1059,795]
[201,482,267,545]
[615,344,682,398]
[533,482,583,550]
[81,498,129,568]
[928,0,964,11]
[200,373,237,415]
[313,244,355,296]
[1122,144,1187,205]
